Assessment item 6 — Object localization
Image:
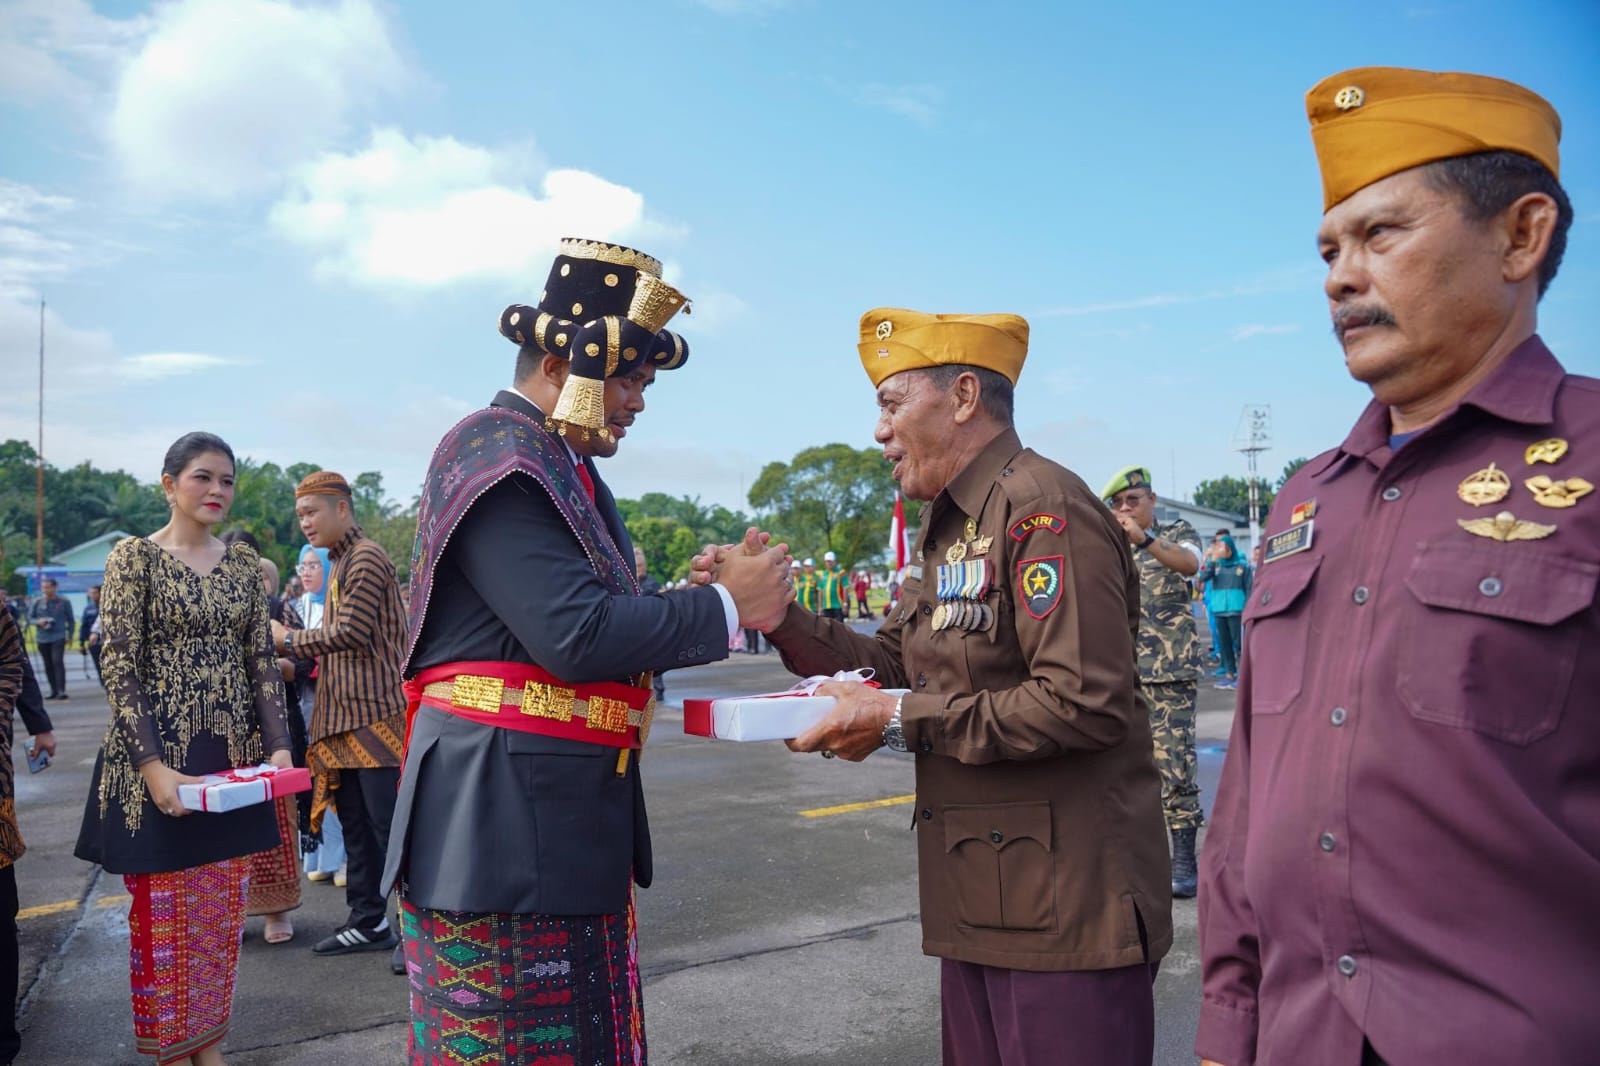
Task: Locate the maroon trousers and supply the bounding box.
[940,958,1156,1066]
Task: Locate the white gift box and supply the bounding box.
[682,670,909,742]
[177,764,312,813]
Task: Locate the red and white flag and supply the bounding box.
[888,492,909,572]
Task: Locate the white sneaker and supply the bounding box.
[333,863,347,888]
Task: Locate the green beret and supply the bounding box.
[1101,465,1152,501]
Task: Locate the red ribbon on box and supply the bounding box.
[682,669,881,738]
[187,765,312,812]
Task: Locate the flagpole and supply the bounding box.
[36,300,45,572]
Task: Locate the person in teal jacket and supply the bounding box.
[1197,533,1252,690]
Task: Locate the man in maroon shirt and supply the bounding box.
[1197,68,1596,1066]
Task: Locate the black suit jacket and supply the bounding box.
[384,389,730,915]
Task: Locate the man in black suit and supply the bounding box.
[385,239,792,1065]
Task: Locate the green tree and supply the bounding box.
[1277,457,1310,489]
[625,516,700,581]
[747,443,896,566]
[1193,476,1275,518]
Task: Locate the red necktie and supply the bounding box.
[576,462,597,502]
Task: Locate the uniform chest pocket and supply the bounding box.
[1240,556,1320,715]
[1397,544,1597,746]
[944,801,1055,933]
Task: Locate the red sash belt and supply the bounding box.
[403,659,653,752]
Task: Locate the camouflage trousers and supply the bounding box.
[1145,681,1202,831]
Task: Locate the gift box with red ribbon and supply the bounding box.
[177,764,313,813]
[683,669,908,741]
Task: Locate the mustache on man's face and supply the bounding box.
[1331,304,1398,341]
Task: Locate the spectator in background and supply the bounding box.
[80,584,103,688]
[28,578,73,701]
[0,607,55,1066]
[1198,532,1251,690]
[291,544,344,887]
[853,569,873,619]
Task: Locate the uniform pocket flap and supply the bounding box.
[1405,544,1598,625]
[1244,555,1321,623]
[943,801,1053,854]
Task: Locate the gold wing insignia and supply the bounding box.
[1458,511,1556,542]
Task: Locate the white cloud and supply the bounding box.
[116,352,251,380]
[691,0,789,13]
[109,0,408,199]
[0,181,78,301]
[0,0,147,110]
[858,83,941,126]
[269,128,661,288]
[1228,323,1300,342]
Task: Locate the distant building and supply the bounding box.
[14,530,132,629]
[1153,499,1254,556]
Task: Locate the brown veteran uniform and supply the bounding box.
[1198,70,1600,1066]
[768,309,1171,1066]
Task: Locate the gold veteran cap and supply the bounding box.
[1308,66,1561,211]
[858,308,1029,388]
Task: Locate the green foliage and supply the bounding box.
[0,438,415,587]
[747,443,896,567]
[1277,457,1310,490]
[1192,475,1275,518]
[614,494,753,581]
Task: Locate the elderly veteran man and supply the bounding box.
[1197,68,1598,1066]
[383,239,793,1066]
[1101,465,1205,898]
[706,310,1172,1066]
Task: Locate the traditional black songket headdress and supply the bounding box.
[499,238,690,442]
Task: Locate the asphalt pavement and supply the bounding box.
[12,630,1233,1064]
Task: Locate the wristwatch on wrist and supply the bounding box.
[881,694,907,752]
[1138,532,1156,550]
[281,629,293,655]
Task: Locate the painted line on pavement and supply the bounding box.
[800,794,915,819]
[18,892,131,921]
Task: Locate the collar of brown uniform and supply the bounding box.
[943,427,1026,519]
[328,525,365,562]
[1314,333,1562,478]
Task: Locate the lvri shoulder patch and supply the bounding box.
[1017,555,1064,619]
[1009,512,1066,541]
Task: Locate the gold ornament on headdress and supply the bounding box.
[548,376,610,443]
[1457,462,1510,506]
[628,273,690,333]
[1525,475,1594,509]
[557,238,663,276]
[1457,510,1556,542]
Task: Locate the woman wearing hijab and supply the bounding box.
[1198,532,1253,690]
[291,544,346,885]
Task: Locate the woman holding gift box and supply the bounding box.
[75,431,294,1066]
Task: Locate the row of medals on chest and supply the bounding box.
[933,518,993,633]
[1457,437,1591,541]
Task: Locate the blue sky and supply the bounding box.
[2,0,1597,513]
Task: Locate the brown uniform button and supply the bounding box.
[919,739,933,753]
[989,830,1004,843]
[921,808,932,820]
[916,673,927,687]
[921,605,932,616]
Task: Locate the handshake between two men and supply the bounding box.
[697,529,899,763]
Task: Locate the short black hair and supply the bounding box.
[162,431,235,479]
[920,364,1015,426]
[220,528,261,552]
[1423,150,1573,299]
[514,344,549,385]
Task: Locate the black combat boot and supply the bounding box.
[1171,827,1199,899]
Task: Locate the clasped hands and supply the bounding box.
[688,527,795,632]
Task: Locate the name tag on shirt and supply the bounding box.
[1263,520,1314,564]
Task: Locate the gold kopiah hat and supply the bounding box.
[857,309,1029,388]
[1307,66,1561,211]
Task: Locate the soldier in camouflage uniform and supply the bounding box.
[1102,465,1205,898]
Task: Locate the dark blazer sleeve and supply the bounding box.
[449,476,728,682]
[17,657,51,737]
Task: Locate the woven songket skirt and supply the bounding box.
[401,894,645,1065]
[246,795,302,916]
[124,855,250,1064]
